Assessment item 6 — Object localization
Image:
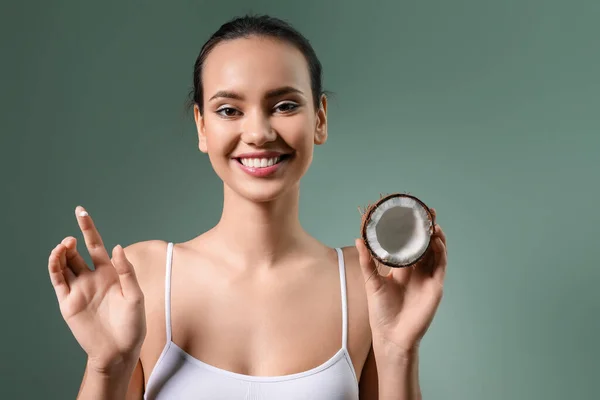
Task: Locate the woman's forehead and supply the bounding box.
[202,37,311,97]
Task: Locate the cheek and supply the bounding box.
[204,119,239,156]
[274,114,315,150]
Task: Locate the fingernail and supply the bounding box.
[76,206,88,217]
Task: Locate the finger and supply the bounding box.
[75,206,111,269]
[48,245,70,301]
[355,239,384,292]
[435,224,447,247]
[432,236,447,284]
[62,236,90,275]
[392,251,425,285]
[58,242,68,273]
[389,258,415,285]
[112,245,144,301]
[57,244,77,283]
[414,247,433,273]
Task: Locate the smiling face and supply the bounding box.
[194,35,327,203]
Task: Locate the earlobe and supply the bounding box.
[194,105,208,153]
[315,125,327,145]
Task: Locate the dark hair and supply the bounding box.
[189,14,325,115]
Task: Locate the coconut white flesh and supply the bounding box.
[365,196,432,266]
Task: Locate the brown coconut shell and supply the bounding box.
[359,192,436,268]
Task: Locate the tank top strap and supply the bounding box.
[335,247,349,350]
[164,242,174,343]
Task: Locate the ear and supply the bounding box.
[314,94,328,145]
[194,104,208,153]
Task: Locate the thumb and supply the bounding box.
[112,245,143,301]
[355,238,384,293]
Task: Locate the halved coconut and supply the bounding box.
[360,193,435,268]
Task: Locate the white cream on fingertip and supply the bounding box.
[78,211,88,217]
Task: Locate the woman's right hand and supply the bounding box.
[48,206,147,375]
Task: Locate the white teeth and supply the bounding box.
[240,157,281,168]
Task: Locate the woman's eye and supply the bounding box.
[216,107,240,117]
[275,102,299,113]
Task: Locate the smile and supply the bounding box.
[234,154,293,177]
[239,156,282,168]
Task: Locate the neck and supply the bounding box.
[211,183,310,269]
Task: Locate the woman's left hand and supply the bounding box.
[355,208,447,356]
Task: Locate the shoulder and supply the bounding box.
[340,244,359,264]
[338,244,371,322]
[121,239,171,284]
[122,239,169,264]
[338,245,368,298]
[338,245,376,384]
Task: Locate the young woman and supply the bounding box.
[47,15,447,400]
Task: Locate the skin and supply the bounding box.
[48,35,447,400]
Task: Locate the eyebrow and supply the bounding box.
[208,86,305,102]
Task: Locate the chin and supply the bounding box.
[213,153,311,203]
[233,180,299,203]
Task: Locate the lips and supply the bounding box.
[232,151,293,167]
[232,153,293,177]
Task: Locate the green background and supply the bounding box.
[2,0,598,398]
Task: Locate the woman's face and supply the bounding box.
[194,36,327,203]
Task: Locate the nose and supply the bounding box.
[240,109,276,146]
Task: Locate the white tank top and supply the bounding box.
[143,242,360,399]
